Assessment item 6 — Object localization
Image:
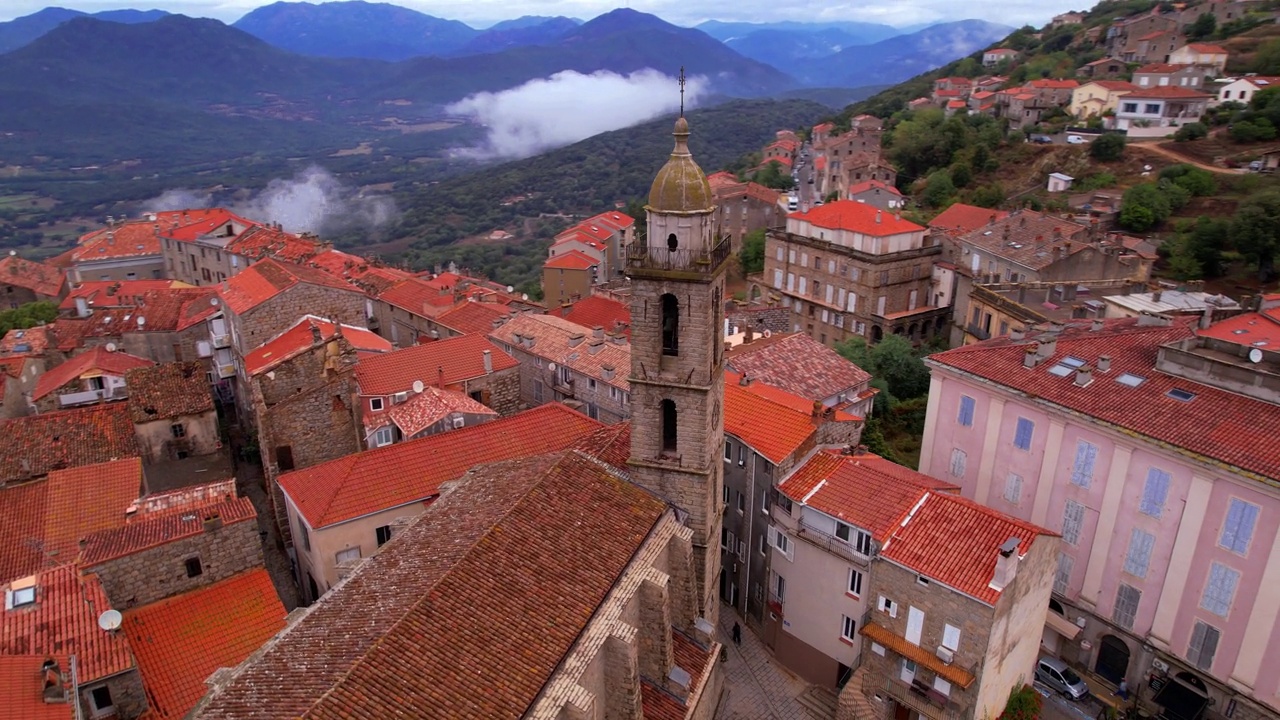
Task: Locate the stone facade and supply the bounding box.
[727,304,791,334]
[259,371,360,478]
[502,337,630,423]
[80,669,148,720]
[227,283,365,357]
[133,409,220,463]
[712,182,785,253]
[87,516,263,609]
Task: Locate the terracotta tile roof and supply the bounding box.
[306,251,414,296]
[490,313,632,391]
[48,288,220,351]
[197,451,665,719]
[933,89,963,98]
[242,316,391,376]
[124,362,214,422]
[370,385,497,438]
[1125,86,1213,99]
[587,210,635,230]
[81,493,254,569]
[779,450,957,542]
[0,566,135,683]
[553,228,607,251]
[570,421,632,472]
[881,491,1051,605]
[354,334,518,396]
[790,200,922,236]
[929,317,1280,481]
[707,171,737,189]
[123,569,287,720]
[217,259,358,315]
[1087,80,1140,91]
[0,480,50,583]
[1136,30,1169,40]
[33,346,154,401]
[0,254,65,298]
[551,294,631,339]
[1028,78,1079,89]
[156,208,257,243]
[725,333,871,403]
[847,180,902,197]
[953,209,1091,270]
[986,48,1017,55]
[0,655,76,719]
[1197,308,1280,348]
[1185,43,1227,54]
[544,249,599,270]
[1236,76,1280,87]
[725,381,817,464]
[929,203,1008,235]
[813,122,836,133]
[729,372,861,422]
[278,403,602,528]
[0,405,140,483]
[1135,62,1194,73]
[224,225,323,264]
[59,280,193,311]
[0,325,50,356]
[861,623,975,688]
[376,277,458,317]
[641,629,715,720]
[72,222,162,262]
[436,300,514,336]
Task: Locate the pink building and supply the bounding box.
[919,315,1280,720]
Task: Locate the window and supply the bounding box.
[370,397,384,411]
[1220,498,1260,555]
[660,399,677,453]
[774,573,786,601]
[723,485,729,505]
[8,586,35,607]
[170,423,186,439]
[759,533,767,555]
[90,686,114,716]
[297,521,310,551]
[1140,468,1171,518]
[721,527,729,549]
[1004,474,1022,504]
[770,527,793,560]
[372,426,394,447]
[761,489,769,515]
[957,395,975,427]
[835,521,851,542]
[1062,500,1086,546]
[660,294,679,356]
[1124,529,1155,578]
[1167,388,1197,402]
[376,525,393,547]
[1187,621,1220,671]
[1144,103,1161,114]
[588,378,596,390]
[1113,583,1141,630]
[854,528,872,556]
[184,557,203,578]
[1070,441,1098,488]
[949,448,967,478]
[724,441,732,461]
[335,547,361,564]
[848,568,864,597]
[933,677,952,698]
[906,606,924,645]
[942,624,961,651]
[1200,562,1240,617]
[736,492,745,514]
[1123,102,1138,112]
[738,444,746,466]
[779,495,793,515]
[879,595,898,617]
[841,615,857,642]
[900,658,917,684]
[1013,417,1034,450]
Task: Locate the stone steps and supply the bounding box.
[798,686,838,719]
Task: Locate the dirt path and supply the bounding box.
[1129,141,1248,174]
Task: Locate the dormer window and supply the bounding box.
[370,397,384,412]
[6,585,34,609]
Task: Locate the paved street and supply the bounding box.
[716,608,821,720]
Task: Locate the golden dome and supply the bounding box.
[647,116,714,214]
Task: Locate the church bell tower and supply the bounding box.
[625,86,728,620]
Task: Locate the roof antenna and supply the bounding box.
[679,66,686,117]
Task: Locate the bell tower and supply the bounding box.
[626,98,728,620]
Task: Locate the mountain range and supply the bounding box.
[0,5,167,53]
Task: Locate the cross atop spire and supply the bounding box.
[679,66,686,117]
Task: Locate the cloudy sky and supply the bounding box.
[2,0,1092,29]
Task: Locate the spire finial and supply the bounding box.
[679,66,686,117]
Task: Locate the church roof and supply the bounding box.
[647,117,714,215]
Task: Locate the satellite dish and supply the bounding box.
[548,362,557,372]
[210,297,220,306]
[137,316,146,327]
[411,379,425,393]
[105,342,118,352]
[98,609,122,632]
[506,285,515,293]
[1249,348,1264,363]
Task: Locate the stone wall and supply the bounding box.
[80,669,148,720]
[133,410,220,464]
[727,305,791,335]
[258,372,360,478]
[88,517,262,609]
[478,366,521,416]
[235,283,365,355]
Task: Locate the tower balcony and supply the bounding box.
[625,237,731,279]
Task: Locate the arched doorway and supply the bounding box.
[749,284,762,303]
[871,325,883,342]
[1095,634,1131,684]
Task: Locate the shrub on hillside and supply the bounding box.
[1174,122,1208,141]
[1090,133,1126,161]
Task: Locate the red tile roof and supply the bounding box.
[729,372,861,422]
[489,313,632,391]
[880,491,1051,605]
[779,451,957,543]
[1125,86,1213,99]
[543,249,599,270]
[32,346,154,401]
[1086,80,1140,91]
[242,316,391,376]
[1185,43,1228,54]
[435,300,514,336]
[125,362,215,422]
[123,569,287,720]
[725,333,871,404]
[81,488,254,567]
[0,254,65,298]
[48,288,220,351]
[376,277,454,317]
[371,385,497,438]
[306,251,414,296]
[354,334,518,396]
[928,318,1280,482]
[1028,78,1079,89]
[929,203,1008,235]
[59,280,193,311]
[570,422,632,472]
[724,381,817,464]
[641,629,716,720]
[847,180,903,197]
[0,655,76,719]
[551,294,631,339]
[587,210,635,230]
[278,403,602,528]
[1134,62,1195,74]
[72,222,162,262]
[0,325,50,356]
[0,405,140,483]
[199,451,665,719]
[790,200,922,236]
[1197,308,1280,348]
[0,566,135,683]
[553,229,607,251]
[155,208,257,243]
[225,225,323,264]
[218,259,358,315]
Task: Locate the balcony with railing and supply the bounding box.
[625,237,732,278]
[795,519,871,567]
[874,677,964,720]
[58,387,124,408]
[218,363,236,379]
[212,333,231,349]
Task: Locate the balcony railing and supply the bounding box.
[965,324,991,341]
[796,520,870,566]
[58,387,122,407]
[625,237,731,276]
[878,678,964,720]
[212,333,231,349]
[218,363,236,379]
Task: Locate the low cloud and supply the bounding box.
[446,69,709,160]
[143,166,396,235]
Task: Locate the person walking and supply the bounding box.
[732,621,742,646]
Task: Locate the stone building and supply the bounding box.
[542,249,599,307]
[368,273,532,347]
[846,180,905,210]
[49,286,222,369]
[490,313,632,423]
[764,201,947,346]
[58,217,166,283]
[30,345,153,413]
[160,212,329,288]
[0,252,66,306]
[550,293,632,339]
[219,258,366,359]
[0,404,140,484]
[125,362,220,464]
[725,331,875,419]
[353,332,520,420]
[709,176,785,253]
[0,355,41,419]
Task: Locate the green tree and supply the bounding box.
[0,300,57,336]
[1174,122,1208,141]
[998,685,1042,720]
[1184,216,1230,277]
[1160,164,1216,196]
[751,160,796,191]
[1231,190,1280,281]
[871,334,933,400]
[739,227,765,274]
[1231,118,1278,142]
[1090,133,1126,161]
[1187,12,1217,40]
[950,162,973,189]
[1119,182,1172,231]
[923,171,956,208]
[1254,38,1280,75]
[969,182,1006,208]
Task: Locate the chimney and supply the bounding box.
[1074,365,1093,387]
[812,400,823,418]
[1010,327,1025,341]
[989,537,1022,591]
[41,659,66,704]
[592,325,604,340]
[666,665,692,702]
[1097,355,1111,372]
[1152,290,1163,304]
[744,325,755,343]
[482,349,493,374]
[1199,307,1214,330]
[74,296,89,318]
[310,323,323,345]
[739,373,750,386]
[611,332,627,345]
[1023,344,1039,368]
[203,512,223,533]
[1091,318,1104,331]
[875,210,882,224]
[1037,336,1057,358]
[988,213,997,225]
[107,232,115,245]
[588,339,604,355]
[601,364,615,380]
[568,333,585,347]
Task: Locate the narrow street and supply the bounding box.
[229,425,302,612]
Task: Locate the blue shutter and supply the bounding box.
[958,396,975,427]
[1140,468,1171,517]
[1014,418,1034,450]
[1221,499,1260,554]
[1071,441,1098,488]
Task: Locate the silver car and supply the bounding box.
[1036,657,1090,700]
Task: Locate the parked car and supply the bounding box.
[1036,657,1090,700]
[1066,134,1088,145]
[1031,134,1053,144]
[1249,160,1264,172]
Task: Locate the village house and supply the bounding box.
[542,249,599,307]
[708,173,785,253]
[1071,80,1140,118]
[1133,62,1211,89]
[982,48,1019,67]
[368,272,533,347]
[0,252,66,306]
[359,384,497,447]
[1079,57,1127,78]
[1102,288,1242,319]
[764,201,947,346]
[0,403,140,484]
[1214,75,1280,105]
[1052,11,1086,26]
[846,180,905,210]
[125,362,221,464]
[724,331,875,418]
[55,216,167,284]
[1170,42,1230,74]
[549,293,631,338]
[0,355,40,419]
[921,316,1280,720]
[30,345,153,413]
[1114,86,1214,136]
[1106,8,1182,61]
